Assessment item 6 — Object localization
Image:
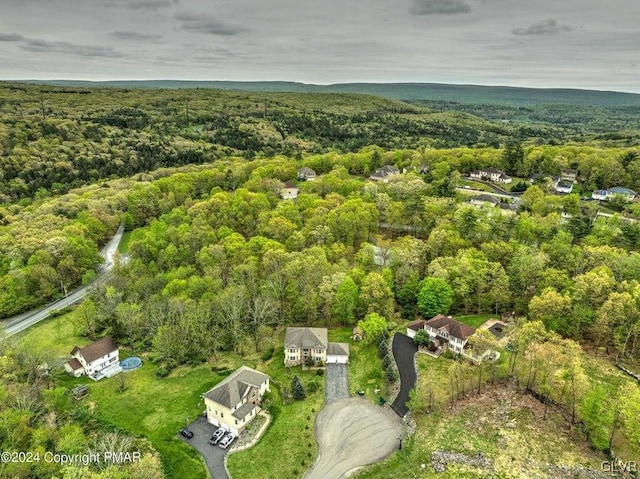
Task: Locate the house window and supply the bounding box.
[289,356,296,361]
[235,419,238,425]
[221,413,224,418]
[289,348,296,353]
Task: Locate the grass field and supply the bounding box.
[456,314,495,329]
[19,314,352,479]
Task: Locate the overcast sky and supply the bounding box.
[0,0,638,92]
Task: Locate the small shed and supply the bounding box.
[71,385,89,400]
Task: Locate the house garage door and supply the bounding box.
[327,354,348,364]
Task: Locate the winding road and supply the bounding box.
[2,225,125,337]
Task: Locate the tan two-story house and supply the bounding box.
[203,366,270,435]
[284,327,349,366]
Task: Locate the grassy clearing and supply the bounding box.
[328,328,386,401]
[16,308,84,356]
[456,314,494,328]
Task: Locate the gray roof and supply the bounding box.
[203,366,269,409]
[371,165,400,178]
[285,327,328,349]
[232,401,257,420]
[327,342,350,356]
[298,167,316,175]
[71,337,117,363]
[608,187,636,196]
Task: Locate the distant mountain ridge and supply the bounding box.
[18,79,640,108]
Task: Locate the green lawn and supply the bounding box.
[17,308,84,356]
[455,314,494,328]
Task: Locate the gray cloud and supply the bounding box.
[410,0,471,15]
[21,38,124,58]
[512,19,574,36]
[101,0,178,10]
[0,33,24,42]
[175,11,244,36]
[111,31,162,41]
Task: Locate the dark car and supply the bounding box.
[208,428,226,445]
[180,428,194,439]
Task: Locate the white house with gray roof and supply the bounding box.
[284,327,349,366]
[203,366,270,435]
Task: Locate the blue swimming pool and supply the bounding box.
[120,356,142,371]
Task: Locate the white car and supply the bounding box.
[218,432,237,450]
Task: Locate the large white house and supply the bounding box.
[284,327,349,366]
[64,337,121,380]
[369,165,400,183]
[280,181,300,199]
[203,366,270,435]
[469,168,512,184]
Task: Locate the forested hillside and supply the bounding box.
[2,82,639,204]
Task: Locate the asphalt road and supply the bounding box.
[390,333,418,417]
[325,363,350,404]
[305,397,403,479]
[2,224,125,337]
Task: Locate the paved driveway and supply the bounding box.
[305,397,403,479]
[390,333,418,417]
[177,416,229,479]
[325,363,349,404]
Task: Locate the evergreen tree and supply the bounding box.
[292,375,306,400]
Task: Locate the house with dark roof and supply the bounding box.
[280,181,300,199]
[369,165,400,183]
[64,337,121,380]
[284,327,349,366]
[407,315,476,355]
[203,366,270,435]
[297,167,317,181]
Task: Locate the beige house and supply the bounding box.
[297,167,317,181]
[284,327,349,366]
[470,168,512,184]
[64,337,121,381]
[203,366,270,435]
[280,181,300,199]
[369,165,400,183]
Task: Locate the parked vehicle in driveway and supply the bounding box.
[219,432,237,449]
[208,428,226,445]
[180,428,194,439]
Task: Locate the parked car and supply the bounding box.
[208,428,226,445]
[219,432,237,449]
[180,428,194,439]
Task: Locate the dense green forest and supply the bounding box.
[2,84,640,477]
[2,82,640,204]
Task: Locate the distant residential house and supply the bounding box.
[203,366,270,435]
[418,164,430,174]
[468,194,500,207]
[369,165,400,183]
[407,315,476,355]
[470,168,512,184]
[280,181,300,199]
[554,180,574,194]
[560,169,579,183]
[592,187,637,201]
[297,167,317,181]
[352,326,364,342]
[64,337,121,380]
[284,327,349,366]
